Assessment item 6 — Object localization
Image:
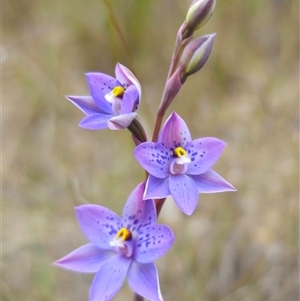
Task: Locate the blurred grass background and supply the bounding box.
[3,0,299,300]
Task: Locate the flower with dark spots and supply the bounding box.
[134,112,236,215]
[54,182,174,301]
[66,63,141,130]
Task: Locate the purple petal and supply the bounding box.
[121,182,157,232]
[169,174,199,215]
[108,112,137,130]
[144,176,170,199]
[134,142,170,178]
[190,169,236,193]
[90,255,131,301]
[79,113,113,130]
[85,72,117,113]
[134,224,174,263]
[115,63,142,102]
[186,137,226,175]
[75,205,121,249]
[121,85,139,114]
[54,243,115,273]
[128,261,163,301]
[157,112,192,150]
[66,96,103,115]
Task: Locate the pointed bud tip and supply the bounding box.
[180,33,216,79]
[185,0,217,33]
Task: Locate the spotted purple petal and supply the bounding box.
[157,112,192,149]
[186,137,226,175]
[190,169,236,192]
[75,205,121,249]
[128,261,163,301]
[134,142,170,178]
[121,85,139,114]
[121,182,157,232]
[134,224,174,263]
[169,174,199,215]
[115,63,142,103]
[79,113,114,130]
[66,96,104,115]
[54,243,115,273]
[90,254,131,301]
[85,72,117,114]
[108,112,137,130]
[144,176,170,199]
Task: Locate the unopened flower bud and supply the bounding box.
[180,33,216,82]
[185,0,216,34]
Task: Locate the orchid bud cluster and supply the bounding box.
[55,1,236,301]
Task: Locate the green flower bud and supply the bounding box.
[180,33,216,82]
[186,0,216,33]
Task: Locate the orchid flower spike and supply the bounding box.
[67,63,142,130]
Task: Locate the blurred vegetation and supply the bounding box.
[3,0,299,300]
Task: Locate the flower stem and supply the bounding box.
[155,198,166,216]
[152,26,192,143]
[134,20,193,301]
[151,107,165,142]
[128,116,148,145]
[133,293,144,301]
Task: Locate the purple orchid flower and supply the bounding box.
[67,63,142,130]
[134,112,236,215]
[54,182,174,301]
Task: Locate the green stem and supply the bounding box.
[102,0,132,64]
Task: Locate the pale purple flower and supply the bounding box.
[67,63,142,130]
[54,183,174,301]
[134,112,236,215]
